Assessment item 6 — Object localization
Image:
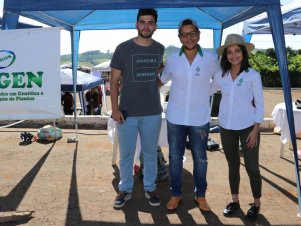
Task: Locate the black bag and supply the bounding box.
[207,138,220,150]
[211,92,222,117]
[139,146,169,182]
[295,100,301,109]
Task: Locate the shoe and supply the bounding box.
[145,191,161,206]
[223,201,240,216]
[167,196,182,210]
[113,192,132,208]
[246,203,260,221]
[195,197,211,212]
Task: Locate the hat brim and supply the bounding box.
[217,42,254,55]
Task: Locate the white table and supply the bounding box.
[271,102,301,157]
[107,114,168,165]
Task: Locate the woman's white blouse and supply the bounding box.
[211,68,264,130]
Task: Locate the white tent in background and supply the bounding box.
[93,60,111,72]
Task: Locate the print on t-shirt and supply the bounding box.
[132,54,160,82]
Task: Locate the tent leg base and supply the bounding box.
[67,137,78,143]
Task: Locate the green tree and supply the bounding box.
[265,48,276,59]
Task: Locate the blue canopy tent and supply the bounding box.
[242,4,301,215]
[60,69,104,93]
[2,0,301,215]
[0,17,42,29]
[243,1,301,41]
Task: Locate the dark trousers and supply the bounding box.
[64,107,73,115]
[220,126,262,198]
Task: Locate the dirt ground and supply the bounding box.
[0,128,301,226]
[263,88,301,118]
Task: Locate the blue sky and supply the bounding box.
[1,0,299,54]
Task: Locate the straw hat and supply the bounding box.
[217,34,254,55]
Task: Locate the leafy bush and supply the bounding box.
[250,48,301,87]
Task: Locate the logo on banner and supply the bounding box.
[0,50,16,69]
[0,50,44,102]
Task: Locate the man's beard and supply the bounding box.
[138,30,154,39]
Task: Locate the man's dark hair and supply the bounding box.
[137,8,158,23]
[220,45,251,77]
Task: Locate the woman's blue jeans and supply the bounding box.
[117,114,161,193]
[167,121,209,197]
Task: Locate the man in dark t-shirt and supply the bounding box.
[110,8,164,209]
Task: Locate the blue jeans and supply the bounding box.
[167,121,209,197]
[117,114,162,193]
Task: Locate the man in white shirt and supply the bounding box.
[159,18,220,211]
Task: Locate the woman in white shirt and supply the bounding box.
[212,34,264,221]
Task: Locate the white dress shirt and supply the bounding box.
[211,68,264,130]
[160,47,219,126]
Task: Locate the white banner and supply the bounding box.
[0,27,63,120]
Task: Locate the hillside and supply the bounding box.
[61,50,113,68]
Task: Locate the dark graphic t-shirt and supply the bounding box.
[110,39,164,117]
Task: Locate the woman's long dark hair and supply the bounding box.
[220,45,251,77]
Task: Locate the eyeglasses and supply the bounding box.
[179,31,199,39]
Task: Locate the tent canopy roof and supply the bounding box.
[61,69,104,92]
[243,1,301,35]
[0,17,42,29]
[3,0,280,31]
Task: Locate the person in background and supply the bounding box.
[159,18,220,211]
[95,86,103,115]
[85,90,93,115]
[110,8,164,208]
[61,91,74,115]
[98,85,104,114]
[212,33,264,221]
[85,87,102,115]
